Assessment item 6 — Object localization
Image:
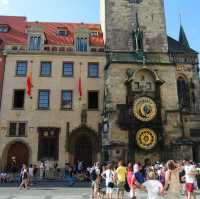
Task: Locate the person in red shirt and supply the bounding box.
[127,163,137,199]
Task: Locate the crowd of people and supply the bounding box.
[1,157,200,199]
[89,159,200,199]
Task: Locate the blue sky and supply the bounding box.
[0,0,199,53]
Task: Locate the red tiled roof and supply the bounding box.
[0,16,104,47]
[0,16,27,45]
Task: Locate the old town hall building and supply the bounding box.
[0,0,199,169]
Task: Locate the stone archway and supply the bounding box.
[69,125,100,166]
[2,141,30,170]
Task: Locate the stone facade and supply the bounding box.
[100,0,168,52]
[101,0,200,163]
[0,52,106,169]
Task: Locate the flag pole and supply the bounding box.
[78,62,83,101]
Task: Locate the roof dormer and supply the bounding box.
[0,24,10,33]
[27,24,45,51]
[57,27,68,36]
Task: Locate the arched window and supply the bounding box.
[76,37,88,52]
[177,76,190,110]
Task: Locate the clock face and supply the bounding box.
[136,128,157,150]
[133,97,157,122]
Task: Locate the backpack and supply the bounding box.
[91,168,97,181]
[23,171,28,179]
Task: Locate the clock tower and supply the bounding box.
[100,0,168,52]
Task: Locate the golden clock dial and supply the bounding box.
[133,97,157,122]
[136,128,157,150]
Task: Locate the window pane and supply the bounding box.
[40,62,51,76]
[9,123,17,136]
[88,63,99,77]
[13,90,25,109]
[76,37,87,52]
[18,123,26,136]
[29,36,41,50]
[88,91,98,109]
[38,91,49,109]
[62,91,72,109]
[63,63,73,77]
[16,61,27,76]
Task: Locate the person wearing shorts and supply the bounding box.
[115,161,127,199]
[101,164,115,199]
[184,159,197,199]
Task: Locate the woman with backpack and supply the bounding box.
[101,163,115,199]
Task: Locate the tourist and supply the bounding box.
[33,164,38,181]
[196,164,200,190]
[39,161,45,180]
[90,162,101,199]
[179,161,186,194]
[157,165,165,186]
[115,161,127,199]
[164,160,181,199]
[0,172,10,183]
[19,164,28,190]
[101,163,115,199]
[28,164,33,186]
[127,163,136,199]
[10,156,17,182]
[45,160,50,179]
[184,159,197,199]
[134,163,145,198]
[144,158,152,179]
[141,171,164,199]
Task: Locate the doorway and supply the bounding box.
[7,142,29,169]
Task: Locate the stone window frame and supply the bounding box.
[62,62,74,77]
[15,61,27,77]
[87,90,99,110]
[12,89,25,110]
[7,121,28,137]
[61,90,73,110]
[38,89,50,110]
[40,61,52,77]
[88,62,99,78]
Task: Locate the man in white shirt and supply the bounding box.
[184,159,197,199]
[141,171,164,199]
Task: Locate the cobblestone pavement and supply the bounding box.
[0,187,199,199]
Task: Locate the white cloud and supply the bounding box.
[0,0,10,14]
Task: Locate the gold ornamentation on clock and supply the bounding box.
[136,128,157,150]
[133,97,157,121]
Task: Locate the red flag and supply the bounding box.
[27,71,32,97]
[78,77,82,100]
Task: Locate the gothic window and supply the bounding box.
[29,35,42,51]
[76,37,88,52]
[177,76,190,110]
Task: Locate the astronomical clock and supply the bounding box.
[133,97,158,150]
[133,97,157,122]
